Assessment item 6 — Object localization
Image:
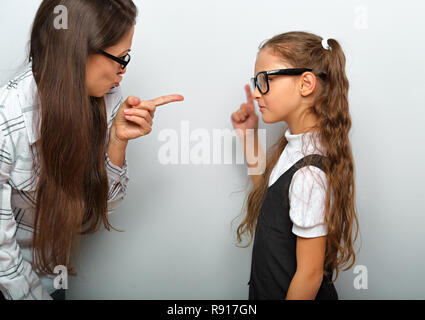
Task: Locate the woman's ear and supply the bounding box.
[299,72,317,97]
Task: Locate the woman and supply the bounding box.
[0,0,183,300]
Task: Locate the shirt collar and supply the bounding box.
[285,128,323,155]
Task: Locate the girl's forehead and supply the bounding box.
[255,48,291,73]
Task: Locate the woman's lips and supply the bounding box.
[113,78,122,87]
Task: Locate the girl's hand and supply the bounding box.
[111,94,184,143]
[231,85,259,136]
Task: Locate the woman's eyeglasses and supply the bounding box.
[251,68,326,95]
[99,49,131,70]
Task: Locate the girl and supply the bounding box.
[0,0,183,300]
[231,31,359,300]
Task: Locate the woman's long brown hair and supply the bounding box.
[236,31,359,280]
[28,0,137,276]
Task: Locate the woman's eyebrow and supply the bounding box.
[119,48,131,56]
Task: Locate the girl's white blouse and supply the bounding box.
[268,129,329,238]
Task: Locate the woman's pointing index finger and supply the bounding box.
[151,94,184,107]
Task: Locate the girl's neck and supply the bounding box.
[287,114,319,135]
[284,104,320,135]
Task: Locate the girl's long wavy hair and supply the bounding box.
[28,0,137,276]
[236,31,359,280]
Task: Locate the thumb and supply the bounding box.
[124,96,141,107]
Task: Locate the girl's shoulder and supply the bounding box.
[290,164,327,195]
[288,163,328,238]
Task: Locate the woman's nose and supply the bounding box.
[119,67,127,75]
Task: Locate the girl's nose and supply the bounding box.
[252,86,261,99]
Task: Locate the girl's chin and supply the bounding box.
[261,114,276,124]
[262,115,283,125]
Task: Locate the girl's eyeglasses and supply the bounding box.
[99,49,131,70]
[251,68,326,95]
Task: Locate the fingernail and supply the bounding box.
[124,109,130,114]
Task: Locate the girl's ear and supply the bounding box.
[299,72,317,97]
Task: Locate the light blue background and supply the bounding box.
[1,0,424,299]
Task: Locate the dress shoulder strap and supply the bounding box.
[268,154,326,191]
[283,154,326,186]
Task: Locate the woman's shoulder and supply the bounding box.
[0,64,36,115]
[0,65,39,167]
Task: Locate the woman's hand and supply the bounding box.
[111,94,184,143]
[231,85,258,136]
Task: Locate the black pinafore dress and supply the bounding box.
[248,154,338,300]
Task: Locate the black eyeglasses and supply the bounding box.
[251,68,326,95]
[99,49,131,70]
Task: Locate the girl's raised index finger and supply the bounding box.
[245,85,254,105]
[151,94,184,107]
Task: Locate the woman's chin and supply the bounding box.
[87,89,103,98]
[87,85,112,98]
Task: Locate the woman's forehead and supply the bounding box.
[108,25,135,53]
